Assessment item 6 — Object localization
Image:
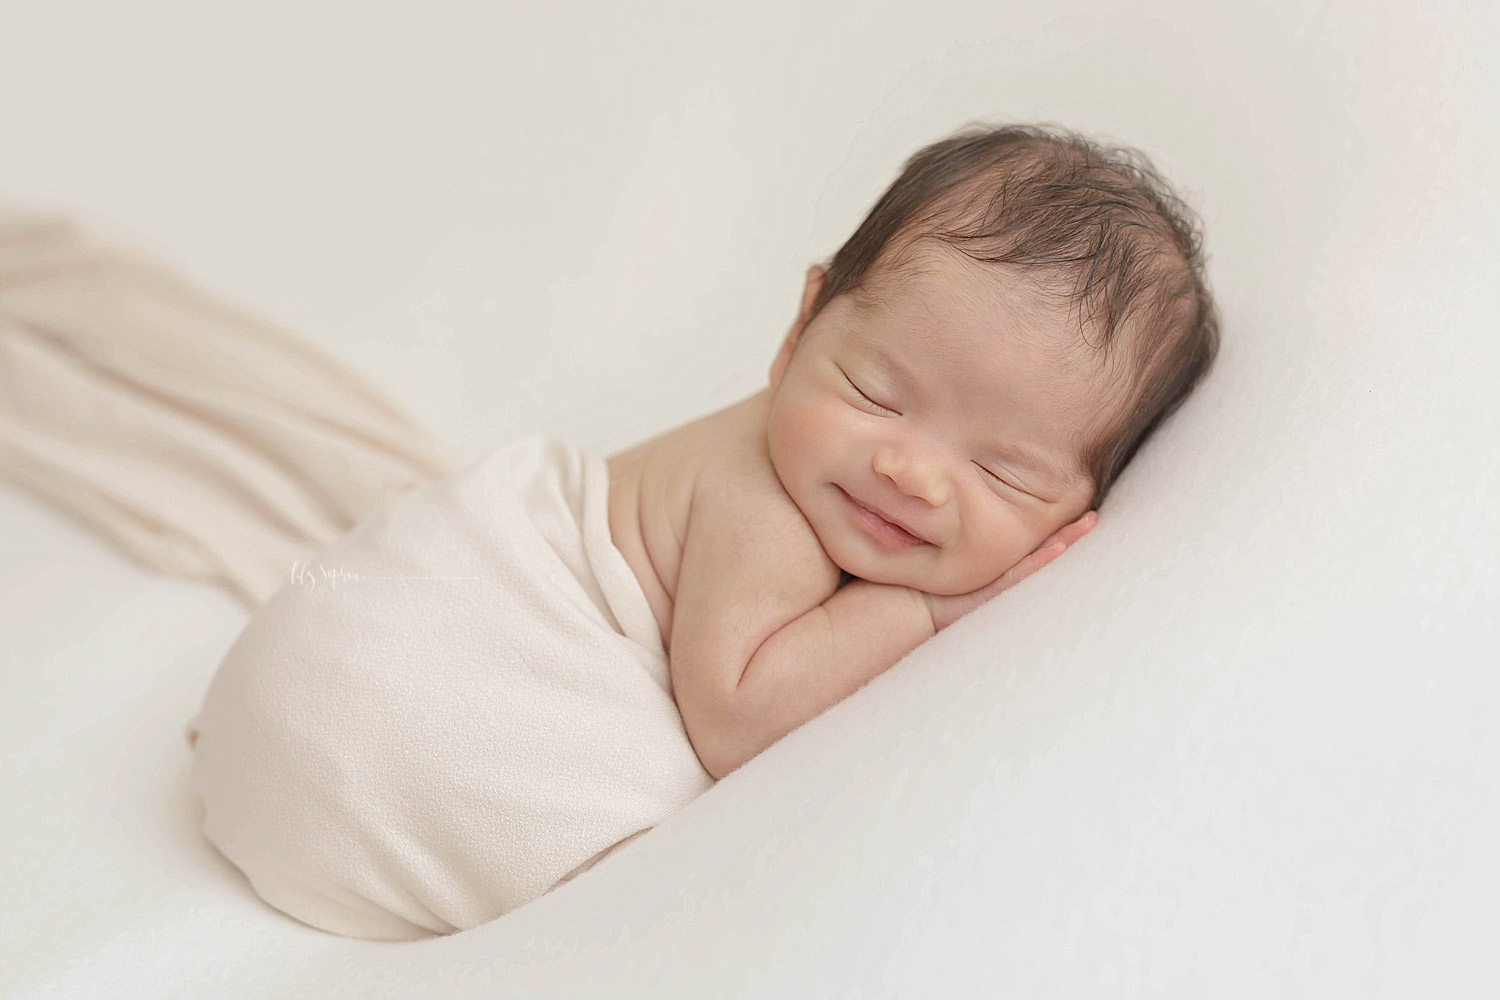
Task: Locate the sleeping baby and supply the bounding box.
[185,122,1219,940]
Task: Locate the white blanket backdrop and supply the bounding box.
[1,0,1495,996]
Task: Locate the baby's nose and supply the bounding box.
[872,445,949,507]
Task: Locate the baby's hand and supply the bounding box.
[922,511,1098,633]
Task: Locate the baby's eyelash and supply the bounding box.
[976,462,1029,496]
[841,370,898,415]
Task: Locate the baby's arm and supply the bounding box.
[670,477,1097,780]
[725,576,937,769]
[667,476,853,781]
[738,507,1095,756]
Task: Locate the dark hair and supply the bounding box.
[806,122,1220,510]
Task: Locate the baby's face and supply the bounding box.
[766,246,1107,596]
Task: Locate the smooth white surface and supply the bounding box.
[2,0,1496,996]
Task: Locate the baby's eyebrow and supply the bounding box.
[869,343,919,391]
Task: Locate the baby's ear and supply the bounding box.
[799,264,827,314]
[770,265,827,387]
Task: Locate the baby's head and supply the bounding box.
[766,123,1219,595]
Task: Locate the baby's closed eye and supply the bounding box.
[838,367,899,415]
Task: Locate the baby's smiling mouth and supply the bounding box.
[836,486,929,548]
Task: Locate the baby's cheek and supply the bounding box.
[944,537,1018,593]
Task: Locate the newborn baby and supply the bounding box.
[620,123,1218,780]
[187,122,1219,940]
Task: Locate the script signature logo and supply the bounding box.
[288,560,363,591]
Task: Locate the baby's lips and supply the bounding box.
[843,486,932,544]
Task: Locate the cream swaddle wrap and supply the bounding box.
[186,434,714,940]
[0,209,712,938]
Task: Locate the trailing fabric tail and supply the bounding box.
[0,206,455,609]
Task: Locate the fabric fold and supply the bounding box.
[0,206,455,609]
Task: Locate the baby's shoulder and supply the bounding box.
[684,393,798,514]
[683,395,834,581]
[610,390,833,597]
[617,391,788,515]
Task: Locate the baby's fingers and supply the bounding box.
[990,511,1098,595]
[990,536,1068,593]
[1040,509,1098,552]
